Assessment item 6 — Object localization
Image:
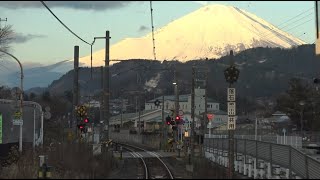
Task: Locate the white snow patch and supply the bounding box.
[144,73,161,92]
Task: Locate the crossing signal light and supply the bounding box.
[175,116,181,124]
[166,116,171,125]
[78,124,86,133]
[84,118,89,123]
[170,118,175,125]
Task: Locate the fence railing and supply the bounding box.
[205,134,302,149]
[203,138,320,179]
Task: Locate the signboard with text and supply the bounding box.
[227,88,236,130]
[227,102,236,116]
[227,88,236,101]
[13,119,23,126]
[227,116,236,130]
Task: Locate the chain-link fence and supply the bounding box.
[203,138,320,179]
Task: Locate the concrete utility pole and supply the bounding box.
[203,69,208,156]
[162,95,166,150]
[191,66,195,165]
[73,46,79,132]
[138,96,141,134]
[100,66,103,124]
[228,52,235,179]
[174,69,179,143]
[224,50,239,179]
[103,31,110,141]
[120,98,123,128]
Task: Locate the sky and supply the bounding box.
[0,1,316,66]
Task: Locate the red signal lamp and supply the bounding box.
[84,118,89,123]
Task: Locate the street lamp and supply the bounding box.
[0,50,24,152]
[299,101,305,138]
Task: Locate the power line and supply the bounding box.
[284,18,314,33]
[280,11,314,30]
[250,16,314,46]
[40,1,91,46]
[260,7,314,36]
[150,1,157,61]
[277,7,313,27]
[263,11,314,39]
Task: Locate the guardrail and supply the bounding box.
[203,138,320,179]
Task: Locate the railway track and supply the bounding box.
[117,142,174,179]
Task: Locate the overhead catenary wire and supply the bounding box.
[40,1,92,46]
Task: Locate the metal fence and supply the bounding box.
[205,134,302,149]
[203,138,320,179]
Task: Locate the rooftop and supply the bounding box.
[147,94,218,103]
[204,110,228,115]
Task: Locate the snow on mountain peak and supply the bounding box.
[79,4,305,67]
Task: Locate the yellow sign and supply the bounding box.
[14,111,21,119]
[67,132,75,141]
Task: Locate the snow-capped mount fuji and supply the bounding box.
[79,4,305,67]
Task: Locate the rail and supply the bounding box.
[121,145,148,179]
[117,142,174,179]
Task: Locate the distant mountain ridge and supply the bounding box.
[78,4,305,67]
[0,4,307,90]
[46,44,318,102]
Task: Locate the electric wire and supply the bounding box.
[40,1,91,46]
[260,7,314,36]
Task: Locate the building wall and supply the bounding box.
[145,89,220,115]
[208,114,229,128]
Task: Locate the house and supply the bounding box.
[145,88,220,116]
[206,110,229,129]
[109,109,203,134]
[110,88,220,135]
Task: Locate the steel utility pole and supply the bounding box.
[0,50,24,152]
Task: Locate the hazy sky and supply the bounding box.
[0,1,316,65]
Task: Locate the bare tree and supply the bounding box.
[0,25,14,57]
